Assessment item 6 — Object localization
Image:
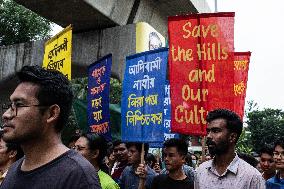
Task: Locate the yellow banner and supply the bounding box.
[42,25,72,80]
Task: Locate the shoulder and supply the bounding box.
[99,171,120,189]
[237,158,262,177]
[196,160,211,174]
[146,166,157,176]
[60,150,100,185]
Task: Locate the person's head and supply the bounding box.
[237,152,259,167]
[126,142,149,165]
[0,135,23,169]
[68,134,80,149]
[145,153,158,169]
[149,32,162,50]
[2,66,73,143]
[206,109,243,156]
[205,154,212,161]
[113,140,128,163]
[273,137,284,171]
[163,138,188,172]
[74,133,107,171]
[259,144,275,174]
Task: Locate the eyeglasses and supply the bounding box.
[273,151,284,159]
[2,102,47,116]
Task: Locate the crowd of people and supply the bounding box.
[0,66,283,189]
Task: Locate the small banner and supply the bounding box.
[121,48,168,143]
[42,25,72,80]
[168,13,235,136]
[233,52,251,120]
[87,54,112,141]
[150,81,179,148]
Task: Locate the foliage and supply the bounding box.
[0,0,51,46]
[62,77,122,144]
[70,77,122,104]
[247,108,284,153]
[236,129,253,154]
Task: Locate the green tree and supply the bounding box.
[0,0,51,46]
[247,108,284,153]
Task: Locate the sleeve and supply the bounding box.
[194,171,200,189]
[249,174,265,189]
[106,182,120,189]
[117,169,125,189]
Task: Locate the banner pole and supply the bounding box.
[201,136,206,163]
[138,143,145,189]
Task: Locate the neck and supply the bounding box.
[214,147,236,175]
[21,132,68,171]
[168,166,186,180]
[263,171,276,180]
[91,160,100,171]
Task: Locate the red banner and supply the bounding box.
[168,12,235,136]
[233,52,251,120]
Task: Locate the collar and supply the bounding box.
[206,153,240,177]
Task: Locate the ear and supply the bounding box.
[46,104,60,125]
[229,132,238,143]
[91,149,99,159]
[8,150,17,159]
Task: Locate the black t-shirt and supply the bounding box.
[0,150,102,189]
[151,174,194,189]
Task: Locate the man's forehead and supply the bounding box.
[207,118,227,128]
[114,143,126,149]
[10,82,39,101]
[164,146,178,153]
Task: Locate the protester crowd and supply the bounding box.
[0,66,283,189]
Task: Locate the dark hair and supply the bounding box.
[238,152,258,167]
[113,139,124,148]
[126,142,149,156]
[17,66,73,132]
[259,144,274,156]
[6,142,24,160]
[163,138,188,157]
[206,109,243,142]
[81,133,108,172]
[274,137,284,149]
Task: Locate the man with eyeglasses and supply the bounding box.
[266,138,284,188]
[1,66,101,189]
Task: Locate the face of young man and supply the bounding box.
[274,145,284,171]
[74,137,92,162]
[2,82,46,144]
[113,143,128,162]
[127,145,140,165]
[260,153,275,174]
[206,118,232,156]
[163,147,185,172]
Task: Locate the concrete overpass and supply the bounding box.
[0,0,211,104]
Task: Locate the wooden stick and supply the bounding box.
[201,136,206,163]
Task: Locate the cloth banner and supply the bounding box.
[233,52,251,120]
[121,48,168,143]
[150,81,179,148]
[42,25,72,80]
[87,54,112,141]
[168,12,235,136]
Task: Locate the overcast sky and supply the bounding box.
[206,0,284,110]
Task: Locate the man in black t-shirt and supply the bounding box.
[151,139,194,189]
[1,66,101,189]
